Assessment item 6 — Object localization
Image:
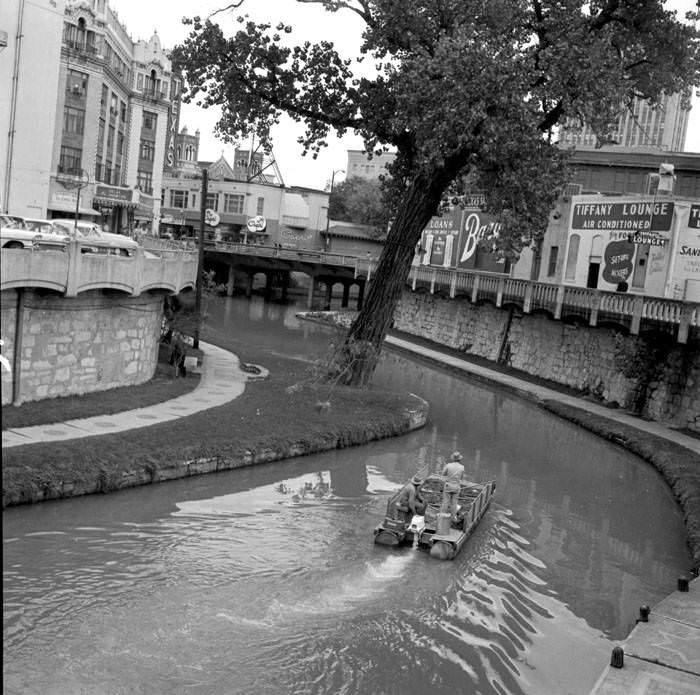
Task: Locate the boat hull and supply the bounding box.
[374,477,496,560]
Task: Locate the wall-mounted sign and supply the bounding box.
[689,204,700,229]
[247,215,267,232]
[602,239,635,284]
[94,185,135,204]
[205,209,220,226]
[572,200,674,232]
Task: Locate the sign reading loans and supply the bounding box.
[572,201,674,233]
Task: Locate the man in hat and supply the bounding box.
[441,452,465,519]
[395,474,425,517]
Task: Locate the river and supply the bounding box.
[2,295,692,694]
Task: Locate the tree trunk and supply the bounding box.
[333,169,456,385]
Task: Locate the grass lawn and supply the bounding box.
[2,358,200,431]
[2,342,421,507]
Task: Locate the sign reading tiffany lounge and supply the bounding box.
[572,200,674,232]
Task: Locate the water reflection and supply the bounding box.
[2,295,692,695]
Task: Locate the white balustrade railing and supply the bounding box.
[1,243,198,297]
[200,242,698,342]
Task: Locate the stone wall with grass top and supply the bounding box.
[0,289,164,406]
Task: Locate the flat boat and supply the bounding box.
[374,473,496,560]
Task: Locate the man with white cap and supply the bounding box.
[441,452,465,519]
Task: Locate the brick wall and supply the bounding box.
[394,292,699,433]
[1,289,164,406]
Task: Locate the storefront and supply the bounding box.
[92,184,138,235]
[47,189,101,220]
[667,202,700,301]
[562,195,676,295]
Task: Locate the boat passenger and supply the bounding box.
[441,451,465,519]
[395,475,426,516]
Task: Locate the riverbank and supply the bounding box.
[1,340,428,507]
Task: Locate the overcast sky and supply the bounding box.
[108,0,700,190]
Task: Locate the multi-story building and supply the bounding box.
[1,0,66,217]
[559,93,690,152]
[1,0,178,234]
[345,149,396,181]
[161,128,331,250]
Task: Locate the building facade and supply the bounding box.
[1,0,66,217]
[345,149,396,181]
[1,0,178,235]
[161,130,331,250]
[559,93,691,152]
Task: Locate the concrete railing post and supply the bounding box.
[64,240,82,297]
[450,272,457,299]
[131,247,145,297]
[523,284,533,314]
[496,277,505,308]
[554,285,565,320]
[471,275,480,303]
[630,295,644,335]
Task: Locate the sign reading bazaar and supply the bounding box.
[415,207,508,273]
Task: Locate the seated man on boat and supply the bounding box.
[441,452,465,520]
[395,474,426,517]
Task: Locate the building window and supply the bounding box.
[66,69,88,96]
[223,193,244,214]
[205,193,219,211]
[547,246,559,277]
[107,125,115,154]
[59,145,82,174]
[137,73,143,91]
[95,157,102,182]
[63,106,85,135]
[137,171,153,195]
[565,235,580,281]
[100,84,108,114]
[113,165,121,186]
[120,101,127,121]
[169,190,188,208]
[256,197,264,215]
[142,111,157,131]
[139,140,155,161]
[117,132,125,156]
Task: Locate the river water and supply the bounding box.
[3,295,692,695]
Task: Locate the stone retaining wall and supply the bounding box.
[394,292,700,433]
[1,289,164,405]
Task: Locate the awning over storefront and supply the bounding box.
[49,201,101,216]
[93,184,138,209]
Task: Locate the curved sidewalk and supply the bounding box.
[386,334,700,456]
[1,341,266,449]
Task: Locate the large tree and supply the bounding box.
[329,175,390,235]
[174,0,699,384]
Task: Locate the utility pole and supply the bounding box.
[324,168,344,251]
[194,167,208,349]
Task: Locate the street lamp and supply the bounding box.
[324,168,344,251]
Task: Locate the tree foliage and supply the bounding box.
[173,0,700,384]
[329,175,390,235]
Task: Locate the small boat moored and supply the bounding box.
[373,472,496,560]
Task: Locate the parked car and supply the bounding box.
[49,219,139,256]
[0,225,42,249]
[0,214,27,229]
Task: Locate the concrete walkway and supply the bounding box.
[386,335,700,456]
[588,577,700,695]
[1,341,267,449]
